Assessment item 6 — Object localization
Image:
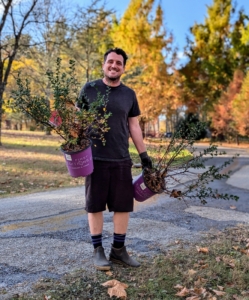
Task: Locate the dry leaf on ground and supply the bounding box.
[188,269,197,276]
[196,246,209,253]
[102,279,128,299]
[174,284,184,289]
[213,289,226,296]
[175,287,190,297]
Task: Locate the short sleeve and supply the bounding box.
[128,91,141,117]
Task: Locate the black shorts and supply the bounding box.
[85,159,134,213]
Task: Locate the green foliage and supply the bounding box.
[9,58,111,151]
[175,113,207,140]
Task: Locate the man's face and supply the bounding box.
[102,52,125,81]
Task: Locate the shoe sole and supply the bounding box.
[94,264,111,271]
[109,257,140,268]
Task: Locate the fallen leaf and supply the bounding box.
[200,264,208,269]
[186,297,201,300]
[105,271,113,276]
[102,279,128,299]
[228,262,235,268]
[232,246,239,251]
[188,269,197,276]
[108,283,127,299]
[194,277,207,286]
[240,249,249,255]
[215,257,221,262]
[196,246,209,253]
[175,287,190,297]
[213,289,226,296]
[217,285,224,291]
[193,287,206,295]
[241,291,249,295]
[174,284,184,289]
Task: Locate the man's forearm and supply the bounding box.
[130,125,146,154]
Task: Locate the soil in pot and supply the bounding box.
[143,168,165,193]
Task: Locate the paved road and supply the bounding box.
[0,145,249,298]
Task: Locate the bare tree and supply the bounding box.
[0,0,61,144]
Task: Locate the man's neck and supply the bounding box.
[102,77,121,87]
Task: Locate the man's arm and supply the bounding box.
[128,116,146,154]
[128,117,152,168]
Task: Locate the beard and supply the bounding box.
[105,75,121,82]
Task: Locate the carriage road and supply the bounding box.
[0,145,249,298]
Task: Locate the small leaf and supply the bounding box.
[105,271,113,276]
[175,287,190,297]
[213,289,226,296]
[196,246,209,253]
[188,269,197,276]
[174,284,184,289]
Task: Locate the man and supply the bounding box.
[77,48,152,270]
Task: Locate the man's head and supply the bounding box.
[102,48,128,85]
[104,48,128,66]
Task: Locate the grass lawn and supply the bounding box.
[0,130,144,198]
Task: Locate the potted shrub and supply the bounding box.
[10,58,111,177]
[133,121,239,204]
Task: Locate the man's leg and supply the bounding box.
[88,212,104,234]
[113,212,129,234]
[88,212,112,271]
[110,212,140,267]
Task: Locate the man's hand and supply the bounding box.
[139,151,152,169]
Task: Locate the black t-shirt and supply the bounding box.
[77,79,140,161]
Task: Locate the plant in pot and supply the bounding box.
[9,58,111,177]
[134,120,239,204]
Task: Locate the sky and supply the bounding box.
[79,0,249,54]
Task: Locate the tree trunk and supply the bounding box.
[0,84,5,146]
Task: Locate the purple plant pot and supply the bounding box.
[61,142,93,178]
[133,172,158,202]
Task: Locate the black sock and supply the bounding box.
[113,233,126,249]
[91,233,102,249]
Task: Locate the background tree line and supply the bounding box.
[1,0,249,145]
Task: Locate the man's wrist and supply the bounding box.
[139,151,148,159]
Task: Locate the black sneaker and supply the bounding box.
[109,245,140,267]
[93,246,112,270]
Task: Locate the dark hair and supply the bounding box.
[104,48,128,66]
